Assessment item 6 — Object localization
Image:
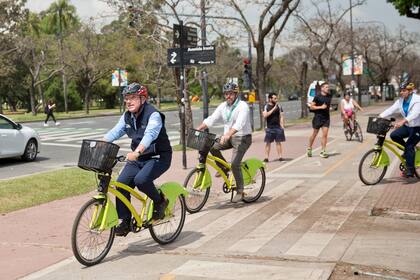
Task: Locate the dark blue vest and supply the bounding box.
[124,102,172,155]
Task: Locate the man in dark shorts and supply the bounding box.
[307,82,331,158]
[263,93,285,162]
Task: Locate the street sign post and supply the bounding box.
[173,24,198,47]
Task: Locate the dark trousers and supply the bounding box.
[116,153,172,220]
[390,125,420,170]
[210,135,252,192]
[44,112,56,123]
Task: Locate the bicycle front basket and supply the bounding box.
[187,129,216,153]
[78,140,120,173]
[366,117,391,136]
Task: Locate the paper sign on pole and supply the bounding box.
[112,69,128,87]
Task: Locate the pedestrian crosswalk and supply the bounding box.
[121,177,370,261]
[35,127,181,150]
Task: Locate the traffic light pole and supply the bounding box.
[247,32,254,131]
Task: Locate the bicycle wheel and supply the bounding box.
[243,167,266,203]
[343,123,351,141]
[149,195,186,245]
[354,121,363,142]
[358,149,388,185]
[71,198,115,266]
[183,168,211,213]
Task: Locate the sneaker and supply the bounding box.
[231,192,245,203]
[263,158,269,163]
[55,122,60,126]
[43,123,49,127]
[320,150,329,158]
[115,219,130,237]
[307,148,312,157]
[278,158,284,162]
[152,194,169,220]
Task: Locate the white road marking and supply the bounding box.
[169,260,333,280]
[228,180,338,253]
[179,180,304,250]
[286,181,370,257]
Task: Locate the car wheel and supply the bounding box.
[22,139,38,161]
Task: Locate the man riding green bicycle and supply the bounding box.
[379,82,420,178]
[196,82,252,203]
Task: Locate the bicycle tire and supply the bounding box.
[355,121,363,143]
[343,123,352,141]
[149,195,186,245]
[183,168,211,213]
[71,198,115,266]
[242,167,266,203]
[358,149,388,185]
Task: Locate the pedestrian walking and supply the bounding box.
[307,82,331,158]
[44,99,60,127]
[263,93,285,162]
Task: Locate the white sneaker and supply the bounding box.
[231,192,244,203]
[43,123,49,127]
[55,122,60,126]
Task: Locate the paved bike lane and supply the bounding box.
[3,103,420,280]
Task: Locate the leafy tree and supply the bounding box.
[388,0,420,19]
[41,0,79,113]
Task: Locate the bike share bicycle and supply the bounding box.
[71,140,187,266]
[358,117,420,185]
[183,129,266,213]
[343,109,363,142]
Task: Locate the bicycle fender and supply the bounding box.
[376,150,390,167]
[92,195,119,230]
[242,158,265,185]
[160,182,189,213]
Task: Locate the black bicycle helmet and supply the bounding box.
[122,82,148,98]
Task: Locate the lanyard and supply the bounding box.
[225,98,240,122]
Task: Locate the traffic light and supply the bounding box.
[243,58,252,90]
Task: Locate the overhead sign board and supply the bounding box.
[167,45,216,67]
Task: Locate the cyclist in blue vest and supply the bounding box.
[380,82,420,178]
[104,82,172,236]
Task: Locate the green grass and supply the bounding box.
[0,168,97,214]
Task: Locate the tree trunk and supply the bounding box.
[38,83,45,112]
[59,36,68,113]
[300,62,308,118]
[29,80,36,116]
[157,79,161,109]
[256,45,265,130]
[84,87,90,114]
[0,96,3,114]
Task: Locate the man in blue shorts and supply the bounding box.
[263,93,285,162]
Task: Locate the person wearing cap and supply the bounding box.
[104,82,172,236]
[196,82,252,203]
[380,82,420,178]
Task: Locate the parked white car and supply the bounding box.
[0,114,41,161]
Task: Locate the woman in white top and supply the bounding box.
[340,92,363,131]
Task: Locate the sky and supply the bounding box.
[26,0,419,53]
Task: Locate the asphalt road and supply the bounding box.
[0,101,305,180]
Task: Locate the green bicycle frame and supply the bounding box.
[373,139,420,167]
[193,155,265,190]
[92,180,188,231]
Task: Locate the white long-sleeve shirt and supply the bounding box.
[203,99,252,136]
[379,94,420,127]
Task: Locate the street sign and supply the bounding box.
[167,45,216,67]
[173,24,198,47]
[112,69,128,87]
[184,45,215,65]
